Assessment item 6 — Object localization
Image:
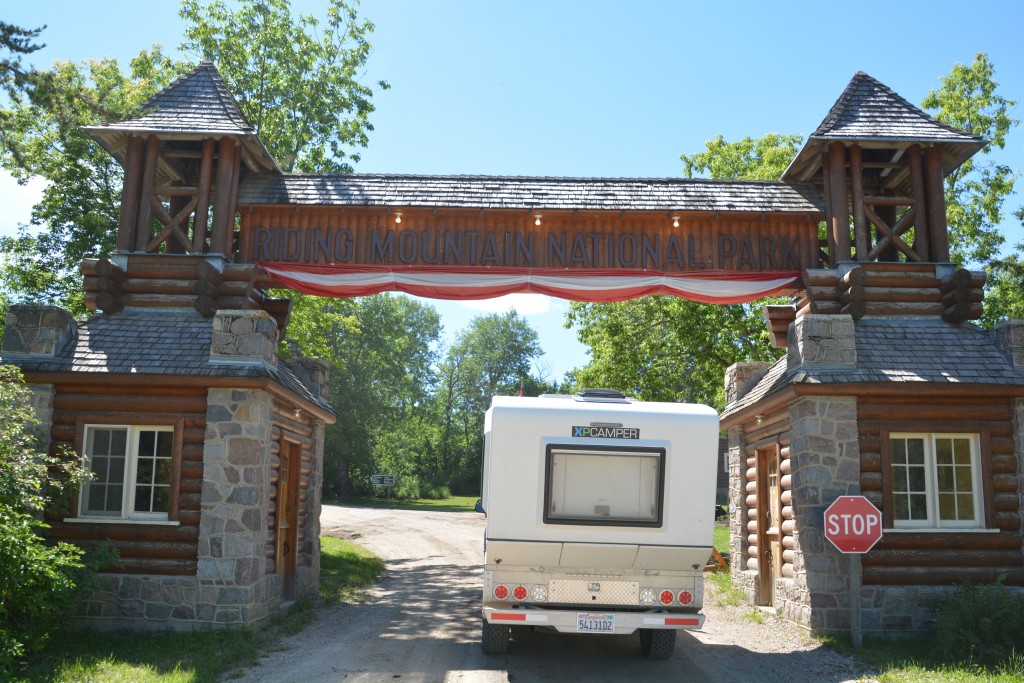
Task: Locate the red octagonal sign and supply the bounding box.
[824,496,883,554]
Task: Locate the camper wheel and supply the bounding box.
[638,628,676,659]
[481,619,510,655]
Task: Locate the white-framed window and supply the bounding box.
[889,433,982,529]
[544,444,665,527]
[79,425,175,521]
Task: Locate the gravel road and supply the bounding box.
[231,505,871,683]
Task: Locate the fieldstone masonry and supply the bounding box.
[787,314,856,368]
[199,387,279,623]
[724,361,770,405]
[783,395,860,631]
[2,304,76,357]
[210,309,278,368]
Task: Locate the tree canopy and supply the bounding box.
[0,0,390,311]
[180,0,389,173]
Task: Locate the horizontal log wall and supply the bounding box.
[741,408,792,577]
[46,384,207,576]
[80,255,290,329]
[857,396,1024,585]
[796,264,984,322]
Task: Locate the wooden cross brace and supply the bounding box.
[864,203,920,262]
[145,194,199,254]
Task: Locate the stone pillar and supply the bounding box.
[2,304,76,357]
[787,314,856,369]
[199,387,276,624]
[210,309,278,369]
[786,395,860,633]
[724,362,770,406]
[994,320,1024,370]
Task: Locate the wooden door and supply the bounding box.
[276,440,300,599]
[756,446,782,606]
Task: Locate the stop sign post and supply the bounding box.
[823,495,882,647]
[824,496,883,553]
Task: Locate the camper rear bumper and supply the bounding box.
[483,606,704,634]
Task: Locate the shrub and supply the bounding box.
[931,578,1024,666]
[0,365,92,671]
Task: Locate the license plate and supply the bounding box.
[577,613,615,633]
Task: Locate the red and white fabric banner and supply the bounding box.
[258,262,799,304]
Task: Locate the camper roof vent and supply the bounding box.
[574,388,632,403]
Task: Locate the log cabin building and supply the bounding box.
[721,73,1024,635]
[1,63,1021,634]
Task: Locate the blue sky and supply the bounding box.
[2,0,1023,381]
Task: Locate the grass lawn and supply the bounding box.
[330,495,479,513]
[11,538,384,683]
[713,522,730,555]
[822,635,1024,683]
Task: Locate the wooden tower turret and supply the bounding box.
[783,72,985,267]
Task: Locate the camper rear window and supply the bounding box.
[544,445,665,527]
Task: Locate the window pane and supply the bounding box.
[156,431,173,458]
[893,494,909,520]
[891,439,906,464]
[136,458,154,485]
[155,458,172,484]
[955,466,973,491]
[909,494,928,520]
[134,486,151,512]
[109,455,125,482]
[91,456,108,481]
[953,439,971,465]
[907,439,925,465]
[936,438,952,465]
[138,430,155,457]
[892,467,908,493]
[110,429,127,455]
[92,429,110,455]
[938,492,956,520]
[547,448,662,524]
[936,464,953,491]
[88,485,107,512]
[152,486,169,513]
[908,465,926,492]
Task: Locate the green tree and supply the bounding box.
[680,132,803,181]
[287,293,441,499]
[921,52,1018,270]
[567,296,777,408]
[1,52,181,312]
[431,311,544,493]
[180,0,389,173]
[0,365,90,670]
[1,0,389,310]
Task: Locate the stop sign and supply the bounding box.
[824,496,883,553]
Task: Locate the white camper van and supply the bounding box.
[480,389,719,659]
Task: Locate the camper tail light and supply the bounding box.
[512,585,529,601]
[659,590,674,605]
[531,585,548,602]
[677,590,694,606]
[494,585,509,600]
[639,588,657,605]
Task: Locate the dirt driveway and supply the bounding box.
[231,505,870,683]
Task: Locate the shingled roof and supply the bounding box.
[722,318,1024,420]
[85,62,279,175]
[783,72,985,184]
[5,310,333,416]
[237,173,825,214]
